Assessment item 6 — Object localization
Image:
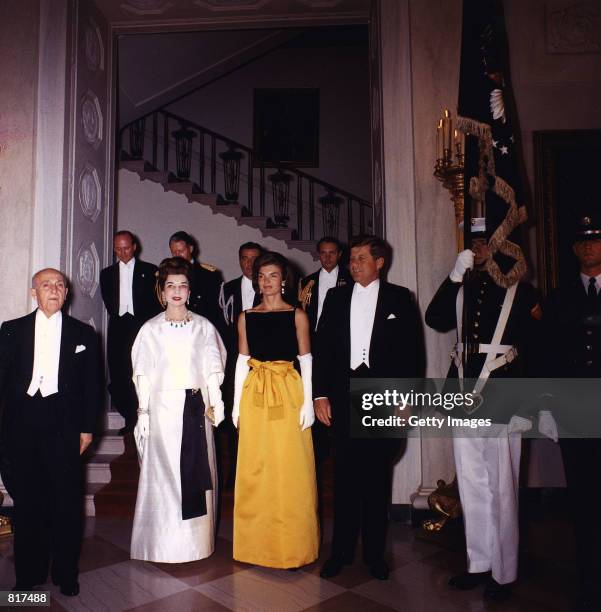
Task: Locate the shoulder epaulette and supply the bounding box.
[200,262,217,272]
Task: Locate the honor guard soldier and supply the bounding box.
[541,215,601,611]
[426,217,544,601]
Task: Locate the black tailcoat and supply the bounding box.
[298,266,353,333]
[313,281,423,564]
[0,311,101,587]
[100,259,160,423]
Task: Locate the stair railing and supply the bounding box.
[119,110,373,243]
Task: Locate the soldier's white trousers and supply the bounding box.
[453,426,521,585]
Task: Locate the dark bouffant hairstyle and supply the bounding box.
[252,251,296,304]
[317,236,342,252]
[157,256,192,290]
[350,234,388,263]
[238,241,263,257]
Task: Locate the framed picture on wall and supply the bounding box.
[253,88,319,167]
[534,129,601,295]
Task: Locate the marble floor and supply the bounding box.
[0,507,574,612]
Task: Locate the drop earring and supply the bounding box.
[281,281,286,295]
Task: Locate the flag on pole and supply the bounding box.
[458,0,528,288]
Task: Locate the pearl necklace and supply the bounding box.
[165,311,192,328]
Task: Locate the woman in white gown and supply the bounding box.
[130,257,226,563]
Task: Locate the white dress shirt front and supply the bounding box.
[350,279,379,370]
[241,275,255,312]
[119,258,135,316]
[317,266,339,329]
[580,271,601,294]
[27,309,62,397]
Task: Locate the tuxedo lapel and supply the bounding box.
[110,264,119,314]
[235,277,243,319]
[369,282,388,364]
[58,314,75,384]
[342,284,353,355]
[19,311,36,379]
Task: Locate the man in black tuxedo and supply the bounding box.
[218,241,262,486]
[314,235,422,581]
[100,231,160,435]
[298,237,352,333]
[0,268,101,595]
[169,230,223,331]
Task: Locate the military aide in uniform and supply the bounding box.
[168,231,223,332]
[541,215,601,612]
[425,218,549,602]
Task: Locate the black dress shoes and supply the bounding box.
[368,560,389,580]
[483,578,511,601]
[320,557,344,578]
[59,582,80,597]
[448,571,490,590]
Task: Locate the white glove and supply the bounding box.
[133,374,150,460]
[538,410,558,443]
[298,353,315,431]
[450,249,475,283]
[206,372,225,427]
[508,415,532,435]
[134,412,149,460]
[233,353,250,428]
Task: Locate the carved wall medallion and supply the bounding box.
[81,91,103,149]
[546,2,601,54]
[84,22,104,72]
[76,242,100,298]
[120,0,173,15]
[78,163,102,222]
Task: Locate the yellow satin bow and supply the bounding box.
[247,359,297,420]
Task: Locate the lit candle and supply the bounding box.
[436,120,442,161]
[443,109,452,159]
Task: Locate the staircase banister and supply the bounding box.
[121,109,373,215]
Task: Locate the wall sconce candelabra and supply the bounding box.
[434,109,465,251]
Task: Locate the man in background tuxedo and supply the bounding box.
[298,237,352,333]
[314,235,422,581]
[169,230,223,331]
[100,231,160,435]
[218,241,262,486]
[298,237,352,524]
[0,268,101,595]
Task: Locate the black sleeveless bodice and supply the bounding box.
[245,310,298,362]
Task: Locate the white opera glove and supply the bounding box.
[538,410,558,443]
[232,353,250,428]
[508,415,532,435]
[133,375,150,460]
[298,353,315,431]
[449,249,475,283]
[206,372,225,427]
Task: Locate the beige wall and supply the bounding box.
[0,1,40,321]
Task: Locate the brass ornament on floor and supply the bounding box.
[422,477,462,532]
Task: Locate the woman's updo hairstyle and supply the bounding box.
[155,257,192,306]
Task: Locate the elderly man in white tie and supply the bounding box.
[0,268,101,596]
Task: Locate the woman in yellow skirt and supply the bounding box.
[232,251,319,569]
